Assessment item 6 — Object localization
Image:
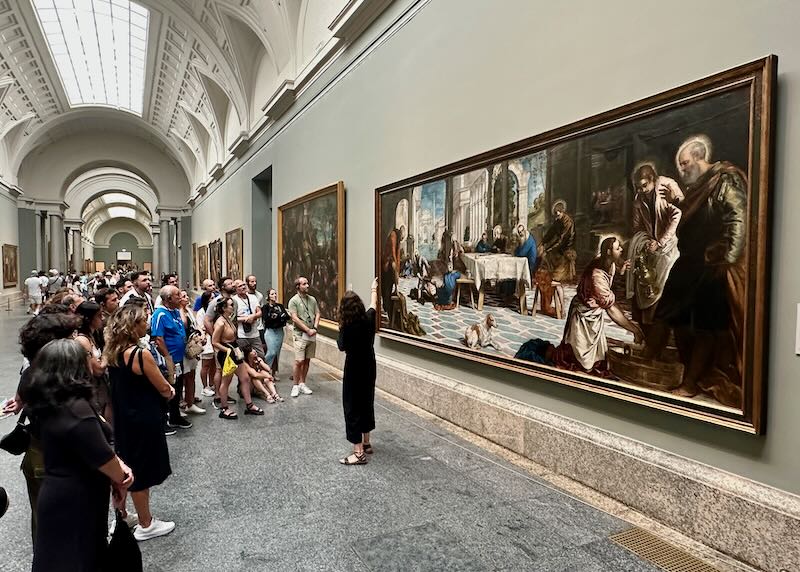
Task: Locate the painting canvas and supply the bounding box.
[376,57,775,433]
[198,245,209,284]
[209,239,222,284]
[225,228,244,281]
[278,182,345,329]
[2,244,17,288]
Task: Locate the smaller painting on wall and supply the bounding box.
[2,244,18,288]
[143,262,152,272]
[192,243,198,287]
[199,244,209,284]
[209,239,222,284]
[95,261,106,272]
[225,228,244,281]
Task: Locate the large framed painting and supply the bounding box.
[2,244,18,288]
[225,228,244,280]
[209,239,222,284]
[375,57,776,433]
[278,181,345,330]
[198,244,209,284]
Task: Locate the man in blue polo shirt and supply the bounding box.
[151,285,191,429]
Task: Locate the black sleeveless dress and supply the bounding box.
[109,346,171,491]
[32,399,114,571]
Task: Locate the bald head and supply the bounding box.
[159,285,180,309]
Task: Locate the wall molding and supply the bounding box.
[307,333,800,572]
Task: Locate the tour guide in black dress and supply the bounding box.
[336,278,379,465]
[21,339,133,571]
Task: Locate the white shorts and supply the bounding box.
[29,294,42,304]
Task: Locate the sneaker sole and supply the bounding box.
[134,525,176,541]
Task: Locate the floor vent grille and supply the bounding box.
[609,528,720,572]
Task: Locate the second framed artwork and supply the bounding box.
[375,57,776,433]
[198,245,209,284]
[225,228,244,281]
[209,239,222,284]
[278,181,346,330]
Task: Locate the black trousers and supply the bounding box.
[168,376,184,422]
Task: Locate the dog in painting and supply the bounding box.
[464,313,500,351]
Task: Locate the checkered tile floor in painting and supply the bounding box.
[387,277,635,356]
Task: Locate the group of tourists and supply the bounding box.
[2,266,379,570]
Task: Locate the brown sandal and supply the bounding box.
[362,443,373,455]
[339,452,367,465]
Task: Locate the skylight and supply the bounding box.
[102,192,138,205]
[107,206,136,219]
[32,0,149,115]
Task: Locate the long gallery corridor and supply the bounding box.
[0,0,798,570]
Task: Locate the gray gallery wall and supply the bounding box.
[191,0,800,494]
[94,232,151,268]
[17,209,36,277]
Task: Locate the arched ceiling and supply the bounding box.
[93,217,152,247]
[82,192,153,241]
[0,0,393,197]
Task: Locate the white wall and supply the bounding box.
[192,0,800,494]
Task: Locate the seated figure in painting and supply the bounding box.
[538,199,577,283]
[555,236,644,374]
[490,225,508,253]
[514,224,538,282]
[625,163,684,327]
[475,232,491,253]
[646,136,747,407]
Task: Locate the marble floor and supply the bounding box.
[0,304,662,571]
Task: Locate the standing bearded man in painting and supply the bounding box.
[538,199,577,282]
[646,136,747,407]
[625,163,684,327]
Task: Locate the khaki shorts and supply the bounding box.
[293,334,316,361]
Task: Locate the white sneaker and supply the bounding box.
[201,387,215,397]
[290,385,300,398]
[186,404,206,414]
[298,383,313,395]
[134,517,175,541]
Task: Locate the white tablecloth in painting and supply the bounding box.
[460,253,531,291]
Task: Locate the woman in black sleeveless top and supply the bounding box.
[105,304,176,541]
[336,278,379,465]
[21,339,133,572]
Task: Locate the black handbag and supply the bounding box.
[105,510,142,571]
[0,412,31,455]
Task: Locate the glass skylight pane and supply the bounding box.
[32,0,149,115]
[107,206,136,219]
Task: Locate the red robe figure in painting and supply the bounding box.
[647,137,747,407]
[556,237,643,374]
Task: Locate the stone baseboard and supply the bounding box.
[309,335,799,572]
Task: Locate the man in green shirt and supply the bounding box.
[287,276,319,398]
